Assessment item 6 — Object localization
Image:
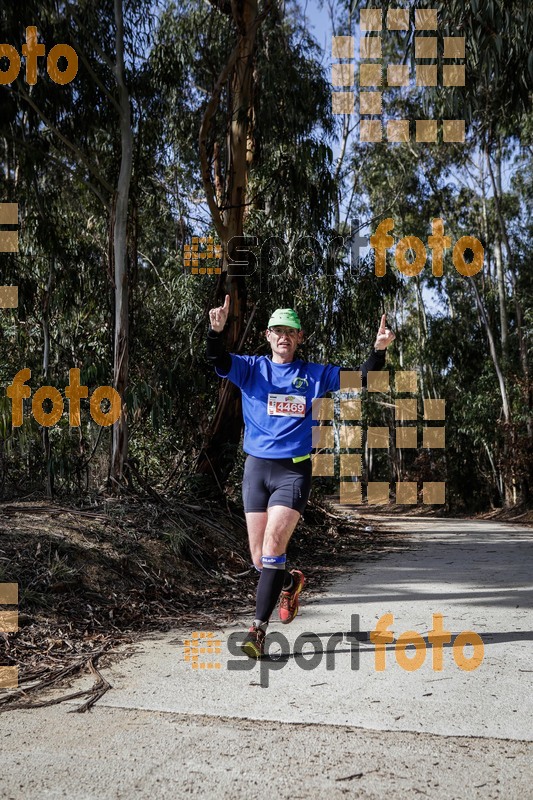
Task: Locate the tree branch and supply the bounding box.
[198,41,242,243]
[18,88,114,195]
[69,9,116,74]
[199,0,273,244]
[206,0,232,13]
[70,33,122,115]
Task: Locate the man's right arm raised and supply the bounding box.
[207,293,232,374]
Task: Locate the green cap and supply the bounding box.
[267,308,301,330]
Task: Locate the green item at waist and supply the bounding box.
[292,454,311,463]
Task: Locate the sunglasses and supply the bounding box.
[268,327,300,338]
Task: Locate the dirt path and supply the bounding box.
[2,515,532,798]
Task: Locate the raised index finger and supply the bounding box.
[223,294,230,311]
[379,313,387,333]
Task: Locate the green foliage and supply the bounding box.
[0,0,531,509]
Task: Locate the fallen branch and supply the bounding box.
[0,644,118,712]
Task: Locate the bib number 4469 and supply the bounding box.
[267,394,306,418]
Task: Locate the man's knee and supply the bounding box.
[263,528,293,554]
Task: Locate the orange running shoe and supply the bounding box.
[278,570,305,624]
[241,625,266,659]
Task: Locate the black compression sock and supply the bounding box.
[255,567,286,623]
[282,570,294,592]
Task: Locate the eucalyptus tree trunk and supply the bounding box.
[42,258,54,499]
[482,148,508,360]
[470,278,515,505]
[486,140,532,501]
[493,237,508,359]
[470,279,510,421]
[196,0,272,486]
[110,0,133,490]
[487,145,530,411]
[415,279,437,399]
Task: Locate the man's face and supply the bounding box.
[265,325,303,360]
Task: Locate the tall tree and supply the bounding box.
[1,0,149,490]
[110,0,133,488]
[195,0,272,483]
[154,0,338,485]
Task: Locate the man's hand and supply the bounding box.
[209,293,230,333]
[374,313,396,350]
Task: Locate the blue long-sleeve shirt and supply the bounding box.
[207,329,386,459]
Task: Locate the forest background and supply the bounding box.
[1,0,532,515]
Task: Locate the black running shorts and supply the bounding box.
[242,454,313,514]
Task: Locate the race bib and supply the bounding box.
[267,393,306,417]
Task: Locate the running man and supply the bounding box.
[207,296,395,657]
